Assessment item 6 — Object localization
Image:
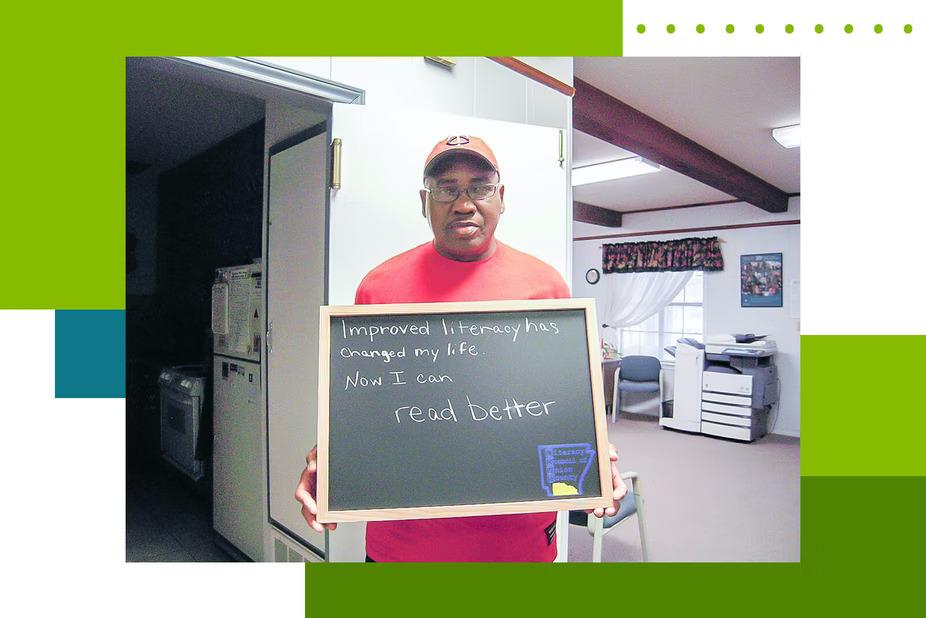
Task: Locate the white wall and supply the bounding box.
[573,197,801,437]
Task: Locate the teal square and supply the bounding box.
[55,310,125,398]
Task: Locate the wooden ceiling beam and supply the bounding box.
[574,78,790,213]
[574,201,622,227]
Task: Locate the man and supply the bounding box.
[295,135,626,561]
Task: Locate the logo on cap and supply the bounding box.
[424,134,499,177]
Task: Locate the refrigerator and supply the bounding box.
[211,262,264,561]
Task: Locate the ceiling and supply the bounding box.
[127,58,331,176]
[126,58,266,172]
[573,57,800,213]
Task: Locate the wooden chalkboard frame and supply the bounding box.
[316,298,612,523]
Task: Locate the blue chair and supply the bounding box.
[612,355,663,423]
[569,471,649,562]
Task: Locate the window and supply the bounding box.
[616,272,703,360]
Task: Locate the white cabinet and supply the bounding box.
[332,57,476,116]
[213,357,264,560]
[473,57,527,124]
[329,57,571,129]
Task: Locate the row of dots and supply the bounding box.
[638,24,913,34]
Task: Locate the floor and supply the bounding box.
[127,415,799,563]
[126,462,235,562]
[567,414,800,562]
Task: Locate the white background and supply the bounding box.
[624,0,926,333]
[4,2,926,614]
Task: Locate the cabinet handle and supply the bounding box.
[330,138,342,189]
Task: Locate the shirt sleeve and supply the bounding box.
[354,280,372,305]
[354,268,380,305]
[548,270,572,299]
[552,276,571,299]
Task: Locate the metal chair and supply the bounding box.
[569,471,648,562]
[612,355,663,423]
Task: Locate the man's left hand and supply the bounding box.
[589,443,627,518]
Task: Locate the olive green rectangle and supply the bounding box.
[306,476,925,616]
[802,335,926,476]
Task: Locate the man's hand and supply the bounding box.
[294,446,338,532]
[588,443,627,518]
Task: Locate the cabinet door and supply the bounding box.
[266,128,329,556]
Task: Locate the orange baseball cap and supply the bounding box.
[423,135,499,177]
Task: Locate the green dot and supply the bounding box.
[667,24,676,34]
[726,24,735,34]
[756,24,765,34]
[815,24,824,34]
[637,24,646,34]
[696,24,705,33]
[874,24,883,33]
[785,24,794,34]
[844,24,853,34]
[904,24,913,34]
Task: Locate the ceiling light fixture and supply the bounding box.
[571,156,661,186]
[772,124,801,148]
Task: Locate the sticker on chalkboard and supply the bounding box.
[537,443,596,497]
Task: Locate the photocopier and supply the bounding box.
[663,334,779,441]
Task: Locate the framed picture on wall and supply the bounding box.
[740,253,783,307]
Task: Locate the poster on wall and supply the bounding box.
[740,253,783,307]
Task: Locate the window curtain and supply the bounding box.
[600,270,693,331]
[602,236,724,273]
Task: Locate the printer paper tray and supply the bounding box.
[701,421,754,441]
[702,400,755,417]
[702,411,753,427]
[701,391,752,407]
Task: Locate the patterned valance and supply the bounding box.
[602,237,724,273]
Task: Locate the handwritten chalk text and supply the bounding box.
[391,396,556,425]
[341,320,430,343]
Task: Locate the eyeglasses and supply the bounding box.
[425,183,500,204]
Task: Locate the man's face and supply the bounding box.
[419,156,505,262]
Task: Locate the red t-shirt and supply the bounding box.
[355,240,571,562]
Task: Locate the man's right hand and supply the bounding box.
[294,446,338,532]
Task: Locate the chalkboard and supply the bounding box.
[316,299,611,523]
